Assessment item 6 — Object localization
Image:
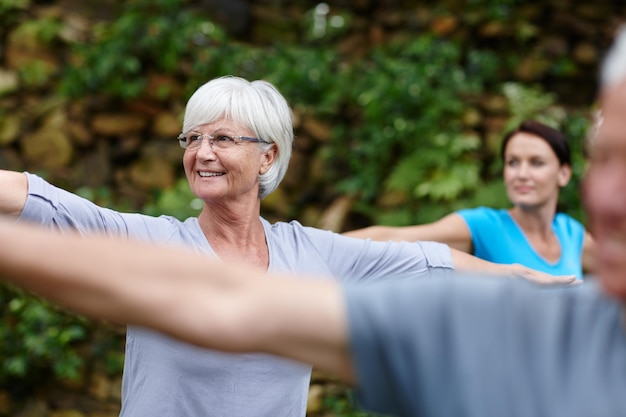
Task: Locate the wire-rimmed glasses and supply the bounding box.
[178,132,270,150]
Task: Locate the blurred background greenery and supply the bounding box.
[0,0,623,415]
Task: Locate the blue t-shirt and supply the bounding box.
[457,207,585,279]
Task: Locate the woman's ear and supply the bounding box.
[259,144,278,175]
[558,164,573,187]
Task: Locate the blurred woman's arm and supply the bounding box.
[582,231,596,274]
[344,213,473,253]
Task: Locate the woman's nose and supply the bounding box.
[195,138,217,159]
[515,162,529,177]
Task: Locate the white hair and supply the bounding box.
[601,25,626,89]
[182,76,294,199]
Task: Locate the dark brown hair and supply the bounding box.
[500,120,571,166]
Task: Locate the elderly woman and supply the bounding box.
[0,76,573,417]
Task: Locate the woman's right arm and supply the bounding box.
[0,170,28,219]
[343,213,474,253]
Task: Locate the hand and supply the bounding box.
[505,263,578,286]
[448,248,578,285]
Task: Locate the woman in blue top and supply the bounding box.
[345,120,596,279]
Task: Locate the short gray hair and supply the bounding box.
[601,25,626,89]
[182,76,294,199]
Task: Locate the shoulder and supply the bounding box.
[554,212,584,227]
[265,219,337,241]
[457,206,504,217]
[346,276,609,347]
[456,206,508,225]
[553,213,586,236]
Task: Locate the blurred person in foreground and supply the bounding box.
[0,76,572,417]
[345,119,595,280]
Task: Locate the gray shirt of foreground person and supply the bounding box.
[346,276,626,417]
[20,172,454,417]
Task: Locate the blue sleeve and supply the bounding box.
[456,206,495,258]
[554,213,585,261]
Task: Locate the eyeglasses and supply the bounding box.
[177,132,270,150]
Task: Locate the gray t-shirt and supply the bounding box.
[20,173,454,417]
[346,277,626,417]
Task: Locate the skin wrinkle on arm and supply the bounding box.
[0,219,355,383]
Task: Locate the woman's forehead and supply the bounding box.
[505,132,555,156]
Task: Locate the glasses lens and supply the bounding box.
[177,133,189,149]
[182,134,203,149]
[213,135,236,150]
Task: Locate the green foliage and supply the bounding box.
[323,36,504,224]
[502,82,559,130]
[339,72,589,227]
[0,0,31,30]
[321,388,387,417]
[302,3,351,43]
[60,0,227,99]
[465,0,524,19]
[9,16,64,87]
[556,111,591,221]
[0,285,87,390]
[143,177,202,219]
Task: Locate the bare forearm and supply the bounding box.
[449,248,576,285]
[344,214,474,253]
[0,170,28,218]
[0,219,209,327]
[0,219,354,382]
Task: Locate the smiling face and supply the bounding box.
[182,119,276,204]
[503,132,572,211]
[584,80,626,300]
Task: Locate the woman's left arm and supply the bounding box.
[582,231,596,274]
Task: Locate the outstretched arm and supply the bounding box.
[448,248,576,285]
[343,213,473,253]
[0,170,28,219]
[0,219,355,383]
[344,213,576,285]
